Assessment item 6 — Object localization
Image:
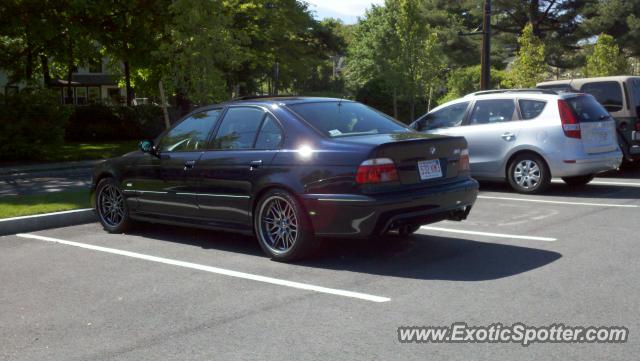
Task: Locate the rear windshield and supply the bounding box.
[566,95,611,122]
[288,101,410,138]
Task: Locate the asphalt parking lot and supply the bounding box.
[2,170,639,361]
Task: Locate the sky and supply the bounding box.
[305,0,384,24]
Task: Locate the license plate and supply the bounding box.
[417,159,442,180]
[590,130,609,143]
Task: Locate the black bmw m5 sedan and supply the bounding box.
[91,97,479,261]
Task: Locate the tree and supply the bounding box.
[585,33,630,77]
[439,65,505,102]
[582,0,640,57]
[502,23,547,88]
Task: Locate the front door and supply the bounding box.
[195,107,283,230]
[134,109,222,218]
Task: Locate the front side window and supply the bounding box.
[519,100,547,120]
[581,81,623,113]
[160,109,221,152]
[289,101,410,138]
[419,102,469,131]
[255,115,283,149]
[468,99,516,125]
[212,107,265,149]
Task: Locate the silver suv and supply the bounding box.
[411,89,623,193]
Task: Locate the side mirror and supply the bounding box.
[139,140,157,155]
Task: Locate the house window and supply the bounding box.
[63,88,75,104]
[76,87,87,105]
[88,87,100,104]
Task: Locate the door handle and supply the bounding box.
[249,160,263,169]
[183,160,196,170]
[501,132,516,141]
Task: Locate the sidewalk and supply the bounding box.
[0,160,101,196]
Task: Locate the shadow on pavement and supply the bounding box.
[129,223,562,282]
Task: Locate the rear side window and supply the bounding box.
[519,100,547,120]
[288,101,409,138]
[212,107,265,149]
[581,81,623,113]
[566,95,610,123]
[468,99,516,125]
[254,115,283,149]
[418,102,468,131]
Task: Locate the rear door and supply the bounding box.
[565,95,618,154]
[449,99,520,176]
[194,107,282,229]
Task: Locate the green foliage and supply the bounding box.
[439,65,505,103]
[582,0,640,58]
[585,34,630,77]
[66,104,169,142]
[0,88,70,161]
[502,23,547,88]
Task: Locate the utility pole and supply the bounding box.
[458,0,492,90]
[480,0,491,90]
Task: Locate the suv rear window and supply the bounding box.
[581,81,623,112]
[566,95,611,123]
[289,101,410,138]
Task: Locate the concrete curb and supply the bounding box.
[0,208,97,236]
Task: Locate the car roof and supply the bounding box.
[223,96,351,107]
[538,76,640,87]
[426,89,582,115]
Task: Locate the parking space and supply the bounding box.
[2,171,640,360]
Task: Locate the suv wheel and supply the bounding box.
[254,189,320,261]
[507,154,551,194]
[562,174,595,187]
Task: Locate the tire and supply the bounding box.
[95,177,132,233]
[562,174,595,186]
[507,153,551,194]
[254,189,320,261]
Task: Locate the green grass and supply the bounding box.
[0,190,91,219]
[42,140,139,162]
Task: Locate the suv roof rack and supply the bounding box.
[468,89,559,96]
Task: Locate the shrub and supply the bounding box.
[0,88,70,161]
[66,104,170,141]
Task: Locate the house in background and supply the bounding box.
[1,57,126,105]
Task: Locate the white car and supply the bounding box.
[411,89,623,193]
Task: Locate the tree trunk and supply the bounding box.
[41,55,50,86]
[25,42,33,81]
[393,87,398,119]
[158,80,171,130]
[67,37,73,105]
[124,59,132,106]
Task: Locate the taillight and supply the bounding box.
[459,149,470,172]
[558,99,581,139]
[635,122,640,131]
[355,158,398,184]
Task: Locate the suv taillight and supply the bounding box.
[558,99,581,139]
[459,149,470,172]
[355,158,398,184]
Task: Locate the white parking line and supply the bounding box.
[16,233,390,303]
[551,179,640,187]
[478,195,639,208]
[419,226,557,242]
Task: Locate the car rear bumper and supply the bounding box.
[299,178,479,238]
[548,149,623,177]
